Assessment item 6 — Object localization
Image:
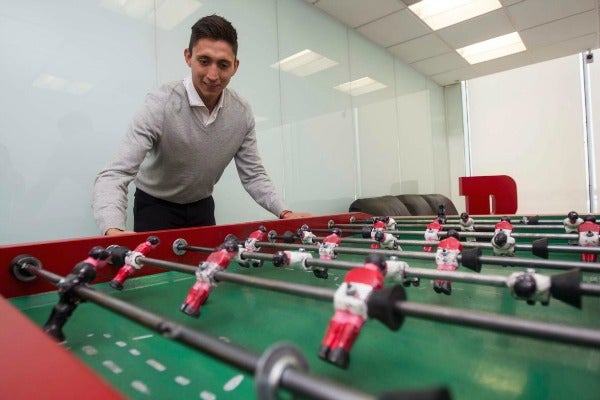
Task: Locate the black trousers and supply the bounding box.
[133,189,216,232]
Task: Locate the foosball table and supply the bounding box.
[2,212,599,400]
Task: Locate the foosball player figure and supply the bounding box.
[272,250,314,271]
[564,211,584,245]
[423,219,443,252]
[181,240,238,317]
[578,216,600,262]
[433,229,462,295]
[370,219,388,249]
[318,253,386,369]
[380,216,397,231]
[495,216,514,236]
[236,225,267,268]
[506,269,550,306]
[459,212,476,242]
[491,231,516,257]
[297,224,317,245]
[109,236,160,290]
[437,204,448,224]
[520,215,539,225]
[43,246,110,342]
[316,228,342,278]
[386,256,420,287]
[372,230,399,250]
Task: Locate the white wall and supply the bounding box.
[465,54,591,215]
[0,0,450,244]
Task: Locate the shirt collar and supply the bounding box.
[183,76,225,110]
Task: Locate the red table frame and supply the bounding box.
[0,213,369,399]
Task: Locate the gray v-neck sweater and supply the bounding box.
[93,81,286,234]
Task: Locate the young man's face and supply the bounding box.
[184,38,239,109]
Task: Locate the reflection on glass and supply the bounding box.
[100,0,202,30]
[271,49,338,77]
[32,73,93,95]
[334,77,386,96]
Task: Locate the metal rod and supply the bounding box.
[139,253,600,347]
[325,237,600,255]
[22,263,375,400]
[397,301,600,348]
[310,228,578,240]
[254,242,600,273]
[43,258,600,349]
[336,222,565,231]
[352,218,566,224]
[178,245,600,294]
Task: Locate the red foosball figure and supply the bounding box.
[578,216,600,262]
[109,236,160,290]
[494,216,514,236]
[423,219,443,252]
[316,228,342,279]
[433,229,463,295]
[43,246,110,342]
[236,226,267,268]
[180,240,238,317]
[318,253,386,369]
[370,220,387,249]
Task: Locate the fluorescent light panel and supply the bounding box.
[409,0,502,30]
[271,49,338,77]
[334,77,387,96]
[457,32,526,64]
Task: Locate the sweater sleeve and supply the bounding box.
[233,108,287,217]
[92,91,165,234]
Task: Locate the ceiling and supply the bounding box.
[304,0,600,86]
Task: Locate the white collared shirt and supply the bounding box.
[183,76,224,126]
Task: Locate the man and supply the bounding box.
[93,15,308,236]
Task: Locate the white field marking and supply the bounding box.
[87,333,94,337]
[81,345,98,356]
[102,360,123,374]
[133,334,153,341]
[218,336,231,343]
[116,341,127,347]
[131,380,150,395]
[146,359,166,372]
[103,333,112,339]
[199,390,216,400]
[174,376,191,386]
[223,374,244,391]
[129,349,141,356]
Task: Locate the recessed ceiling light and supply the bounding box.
[271,49,338,77]
[457,32,526,64]
[334,77,387,96]
[409,0,502,30]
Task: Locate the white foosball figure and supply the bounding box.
[564,211,584,245]
[506,269,551,305]
[491,231,516,257]
[459,212,476,242]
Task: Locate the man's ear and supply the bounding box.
[184,48,192,67]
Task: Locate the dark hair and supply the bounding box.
[189,14,238,56]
